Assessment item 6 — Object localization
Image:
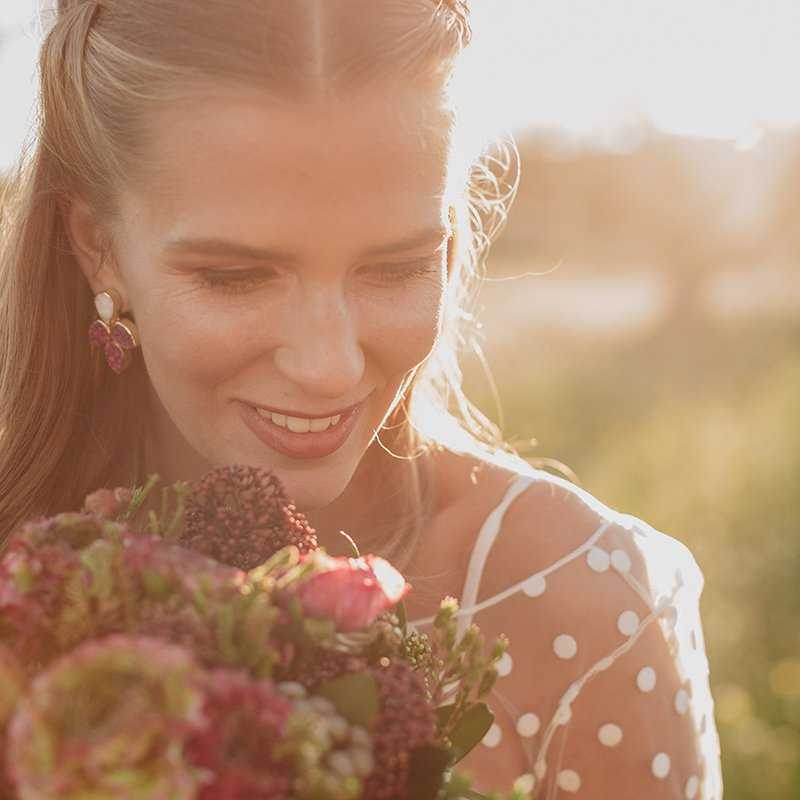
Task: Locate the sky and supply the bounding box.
[2,0,800,170]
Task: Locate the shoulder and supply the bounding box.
[449,465,722,799]
[477,465,705,613]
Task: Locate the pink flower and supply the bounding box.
[82,487,133,519]
[295,553,411,632]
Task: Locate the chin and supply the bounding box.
[226,447,352,505]
[283,478,351,514]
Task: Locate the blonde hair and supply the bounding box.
[0,0,563,592]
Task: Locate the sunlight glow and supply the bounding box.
[460,0,800,146]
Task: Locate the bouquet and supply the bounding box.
[0,465,532,800]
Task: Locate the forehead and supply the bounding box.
[130,84,453,255]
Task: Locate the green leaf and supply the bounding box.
[435,702,457,730]
[315,673,380,728]
[80,540,116,604]
[122,474,160,523]
[215,604,236,661]
[404,743,451,800]
[247,544,299,584]
[141,569,171,599]
[448,702,494,764]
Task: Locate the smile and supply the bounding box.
[252,408,344,433]
[238,399,366,459]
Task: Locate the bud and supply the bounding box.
[295,552,410,633]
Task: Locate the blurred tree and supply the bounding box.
[494,125,782,326]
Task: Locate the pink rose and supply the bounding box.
[83,487,134,519]
[296,553,411,632]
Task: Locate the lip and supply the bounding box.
[238,398,366,459]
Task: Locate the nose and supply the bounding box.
[272,285,366,399]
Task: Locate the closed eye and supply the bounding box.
[195,259,441,295]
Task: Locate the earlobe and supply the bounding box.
[62,196,126,301]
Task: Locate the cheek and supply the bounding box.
[134,286,266,388]
[366,282,444,367]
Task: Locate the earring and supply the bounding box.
[88,288,139,373]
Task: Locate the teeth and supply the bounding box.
[286,416,311,433]
[254,407,344,433]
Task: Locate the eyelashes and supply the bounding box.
[195,260,442,295]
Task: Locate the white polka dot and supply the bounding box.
[516,773,536,794]
[651,752,671,779]
[617,610,640,636]
[496,652,513,677]
[522,574,547,597]
[553,634,577,659]
[685,774,699,799]
[516,712,540,737]
[534,760,547,780]
[611,549,632,572]
[482,723,502,748]
[663,604,678,629]
[675,688,690,715]
[556,769,581,792]
[555,703,572,725]
[587,547,610,572]
[637,666,657,692]
[597,722,623,747]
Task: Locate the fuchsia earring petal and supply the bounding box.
[104,341,130,373]
[111,319,139,350]
[88,319,111,347]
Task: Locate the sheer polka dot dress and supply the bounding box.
[408,470,723,800]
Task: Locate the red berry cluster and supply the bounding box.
[361,660,438,800]
[279,647,370,691]
[181,465,318,570]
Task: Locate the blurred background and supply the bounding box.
[1,2,798,797]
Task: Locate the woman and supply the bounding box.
[0,1,722,797]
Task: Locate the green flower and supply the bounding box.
[6,634,210,800]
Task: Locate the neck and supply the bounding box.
[302,444,438,559]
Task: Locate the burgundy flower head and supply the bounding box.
[361,660,438,800]
[181,465,318,570]
[184,668,294,800]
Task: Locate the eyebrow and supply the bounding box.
[162,226,451,263]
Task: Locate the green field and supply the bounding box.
[462,309,800,800]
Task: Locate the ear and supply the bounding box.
[62,196,130,312]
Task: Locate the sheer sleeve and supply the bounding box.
[417,474,724,800]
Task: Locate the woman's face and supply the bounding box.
[109,84,453,512]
